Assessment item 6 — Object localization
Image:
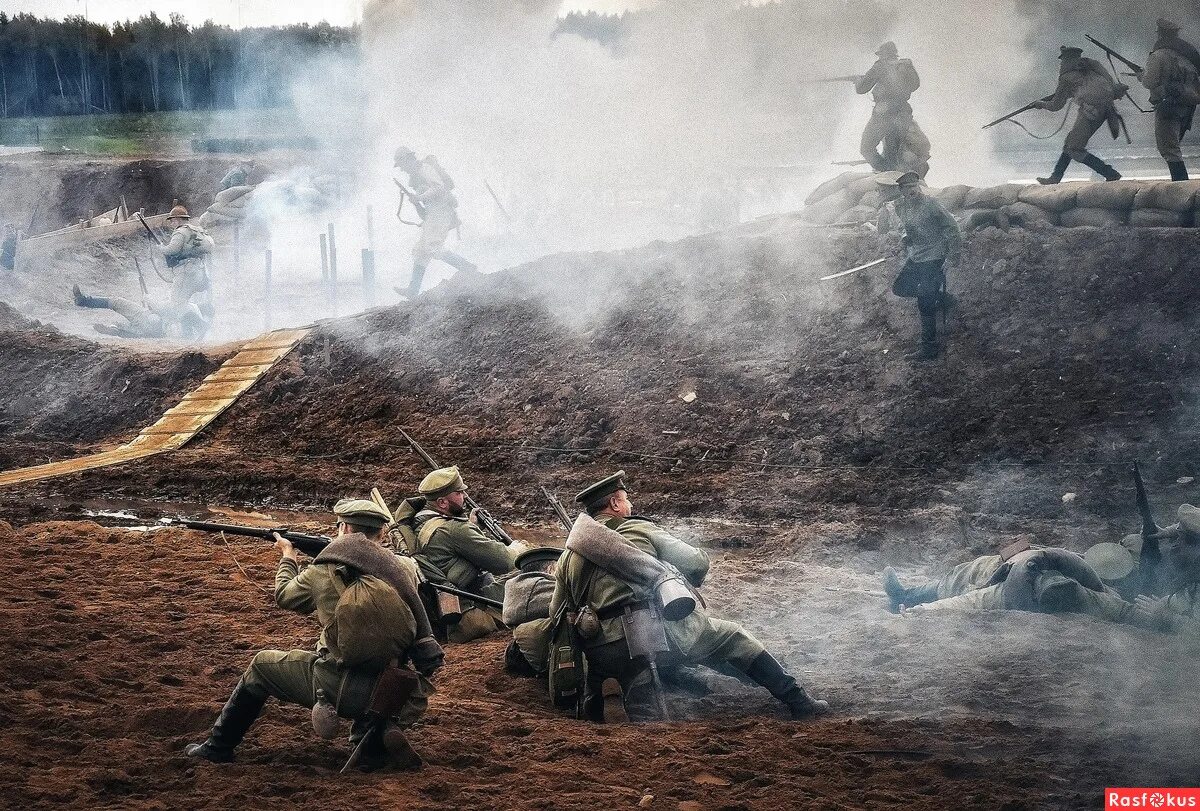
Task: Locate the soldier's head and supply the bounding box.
[333,498,392,542]
[1157,18,1181,37]
[576,471,632,518]
[875,41,898,59]
[394,146,418,170]
[419,465,469,517]
[1057,46,1083,68]
[166,199,190,226]
[897,172,923,200]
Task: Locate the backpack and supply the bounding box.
[325,565,412,672]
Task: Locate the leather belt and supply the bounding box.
[597,599,651,622]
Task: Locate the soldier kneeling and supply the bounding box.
[186,499,444,769]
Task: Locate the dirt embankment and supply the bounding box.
[0,303,226,469]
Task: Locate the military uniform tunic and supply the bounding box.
[1141,42,1200,162]
[1043,57,1121,160]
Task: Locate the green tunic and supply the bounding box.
[413,510,516,601]
[550,515,764,668]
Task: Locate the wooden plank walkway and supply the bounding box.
[0,326,311,487]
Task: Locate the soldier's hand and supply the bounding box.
[509,539,531,556]
[1030,101,1048,110]
[272,532,298,561]
[468,508,481,527]
[1134,594,1166,616]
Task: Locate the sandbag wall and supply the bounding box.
[802,172,1200,229]
[198,184,255,229]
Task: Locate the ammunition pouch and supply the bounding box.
[571,605,603,640]
[368,665,421,718]
[548,612,585,713]
[436,590,463,626]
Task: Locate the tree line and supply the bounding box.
[0,12,358,118]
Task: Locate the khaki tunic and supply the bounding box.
[414,510,517,642]
[403,159,459,264]
[1141,46,1199,161]
[550,516,765,669]
[240,555,428,724]
[1043,57,1120,160]
[934,554,1005,599]
[913,571,1139,626]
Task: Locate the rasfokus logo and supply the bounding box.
[1106,788,1200,808]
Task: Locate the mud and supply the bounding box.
[3,187,1200,808]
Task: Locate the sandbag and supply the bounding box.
[958,208,1007,230]
[1059,206,1126,227]
[1129,207,1184,227]
[502,571,556,627]
[963,183,1021,210]
[214,185,255,205]
[934,184,970,211]
[1134,180,1200,213]
[845,173,888,198]
[1003,201,1057,226]
[1017,184,1078,212]
[836,204,876,224]
[804,172,861,206]
[1075,179,1140,210]
[856,190,884,209]
[801,188,856,225]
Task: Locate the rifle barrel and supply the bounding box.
[429,582,503,610]
[541,486,573,530]
[178,519,331,557]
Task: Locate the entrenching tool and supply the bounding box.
[397,428,517,546]
[820,257,888,281]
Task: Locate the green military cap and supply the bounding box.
[419,465,468,499]
[1178,504,1200,538]
[333,498,391,530]
[515,546,563,573]
[1084,542,1135,581]
[1058,46,1083,60]
[1157,18,1180,32]
[875,41,898,57]
[575,470,628,508]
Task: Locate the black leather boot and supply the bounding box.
[1168,161,1189,181]
[743,652,829,720]
[882,567,941,613]
[1037,153,1072,185]
[184,680,267,763]
[1077,152,1121,181]
[72,285,110,309]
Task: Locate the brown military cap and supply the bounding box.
[1058,46,1083,60]
[575,470,628,508]
[333,498,392,530]
[418,466,468,500]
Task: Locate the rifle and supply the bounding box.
[135,212,165,247]
[820,256,888,281]
[131,256,149,297]
[484,180,513,223]
[393,178,426,224]
[803,74,862,84]
[175,518,503,608]
[1131,462,1162,570]
[397,428,517,545]
[982,94,1055,129]
[541,486,573,531]
[1085,35,1143,75]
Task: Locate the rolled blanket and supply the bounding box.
[502,571,556,627]
[566,513,695,621]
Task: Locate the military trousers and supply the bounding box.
[861,103,913,171]
[893,259,945,345]
[447,605,505,644]
[413,204,458,265]
[1154,105,1191,162]
[1062,108,1107,161]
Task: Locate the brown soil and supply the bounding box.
[2,206,1200,808]
[3,520,1195,811]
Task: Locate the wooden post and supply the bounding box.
[319,233,329,282]
[366,206,375,253]
[362,248,375,307]
[327,223,338,283]
[264,249,273,332]
[232,222,241,278]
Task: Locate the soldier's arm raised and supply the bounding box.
[159,229,186,258]
[273,533,318,613]
[854,63,880,95]
[1037,74,1074,111]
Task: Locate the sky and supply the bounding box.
[3,0,645,28]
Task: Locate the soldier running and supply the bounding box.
[855,41,926,174]
[393,146,477,299]
[1033,46,1125,184]
[550,471,828,722]
[1137,19,1200,180]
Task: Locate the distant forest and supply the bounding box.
[0,11,633,119]
[0,12,358,117]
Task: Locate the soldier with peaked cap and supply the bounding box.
[412,466,522,643]
[186,498,443,770]
[878,171,961,361]
[855,41,925,173]
[393,146,477,299]
[549,471,829,723]
[1137,19,1200,180]
[1031,46,1125,184]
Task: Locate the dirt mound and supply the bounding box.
[0,317,225,469]
[3,519,1193,810]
